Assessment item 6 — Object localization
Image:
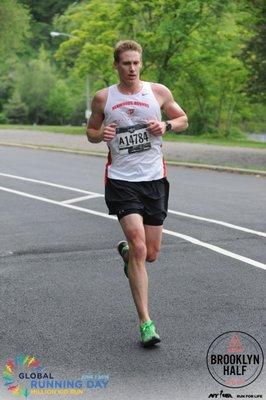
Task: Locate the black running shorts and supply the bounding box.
[105,177,169,226]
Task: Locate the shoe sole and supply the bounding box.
[117,241,129,278]
[141,337,161,347]
[123,264,129,279]
[117,240,128,256]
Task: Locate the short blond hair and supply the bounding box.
[114,40,142,63]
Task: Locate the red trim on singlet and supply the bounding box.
[105,150,112,185]
[162,157,167,177]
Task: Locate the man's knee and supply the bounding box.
[129,237,147,261]
[146,248,159,262]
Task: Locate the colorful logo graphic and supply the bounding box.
[206,331,264,388]
[2,355,110,398]
[3,354,42,398]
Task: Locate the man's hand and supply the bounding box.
[102,123,117,142]
[147,120,166,136]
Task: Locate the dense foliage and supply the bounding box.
[0,0,265,135]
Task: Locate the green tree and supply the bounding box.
[172,5,251,136]
[54,0,254,135]
[0,0,31,111]
[46,79,74,124]
[0,71,14,111]
[65,74,87,125]
[15,47,56,123]
[3,90,29,123]
[54,0,118,87]
[0,0,30,60]
[241,0,266,103]
[18,0,76,51]
[8,47,86,125]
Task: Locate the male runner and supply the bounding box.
[86,40,188,347]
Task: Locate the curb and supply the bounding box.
[165,160,266,176]
[0,141,265,177]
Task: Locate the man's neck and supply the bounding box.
[118,80,143,95]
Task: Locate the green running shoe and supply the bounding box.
[117,240,129,278]
[140,320,161,347]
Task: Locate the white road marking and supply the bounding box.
[0,185,265,271]
[62,194,102,204]
[0,185,116,220]
[168,209,266,238]
[0,172,104,197]
[162,229,265,270]
[0,172,265,238]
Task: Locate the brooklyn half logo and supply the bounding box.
[206,331,264,388]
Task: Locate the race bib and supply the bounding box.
[116,123,151,155]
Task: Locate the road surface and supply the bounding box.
[0,146,265,400]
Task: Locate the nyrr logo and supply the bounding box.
[208,390,233,398]
[126,108,135,115]
[206,331,264,388]
[2,354,43,398]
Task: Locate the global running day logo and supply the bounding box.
[206,331,264,388]
[2,354,109,398]
[2,355,42,398]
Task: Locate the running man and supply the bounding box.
[86,40,188,347]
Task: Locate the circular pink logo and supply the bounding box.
[206,331,264,388]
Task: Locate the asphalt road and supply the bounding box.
[0,146,265,400]
[1,129,266,171]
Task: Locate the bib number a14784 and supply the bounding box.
[116,123,151,155]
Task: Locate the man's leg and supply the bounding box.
[119,213,150,324]
[144,224,163,262]
[119,224,163,265]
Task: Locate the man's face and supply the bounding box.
[114,50,142,84]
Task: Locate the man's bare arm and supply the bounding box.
[162,86,188,132]
[86,90,106,143]
[148,84,188,136]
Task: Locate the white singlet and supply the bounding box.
[104,81,166,182]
